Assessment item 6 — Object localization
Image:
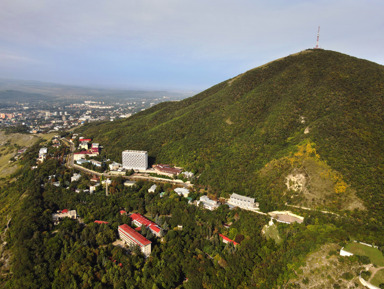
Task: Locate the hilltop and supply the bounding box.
[78,49,384,214]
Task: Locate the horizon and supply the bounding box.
[1,0,384,91]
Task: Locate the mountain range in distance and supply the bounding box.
[0,78,196,104]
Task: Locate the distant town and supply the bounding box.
[0,97,175,133]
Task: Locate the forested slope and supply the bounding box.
[79,49,384,215]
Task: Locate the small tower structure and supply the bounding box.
[315,26,320,49]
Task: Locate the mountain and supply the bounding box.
[78,49,384,214]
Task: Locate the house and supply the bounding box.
[118,224,151,257]
[71,173,81,182]
[124,181,136,187]
[90,183,100,194]
[119,210,127,215]
[174,188,190,198]
[153,164,182,176]
[219,234,239,246]
[148,184,157,193]
[90,176,99,183]
[109,161,122,171]
[76,159,88,165]
[89,159,102,167]
[227,193,259,211]
[129,213,162,237]
[94,220,109,224]
[197,195,220,210]
[52,209,77,225]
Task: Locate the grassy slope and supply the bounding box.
[79,49,384,213]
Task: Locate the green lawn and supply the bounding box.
[371,268,384,287]
[344,242,384,266]
[263,224,282,244]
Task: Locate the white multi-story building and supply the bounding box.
[227,193,259,211]
[118,224,151,257]
[122,150,148,171]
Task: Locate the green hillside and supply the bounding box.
[79,49,384,214]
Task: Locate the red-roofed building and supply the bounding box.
[153,164,182,176]
[119,210,127,215]
[79,138,92,142]
[118,224,151,256]
[94,220,109,224]
[129,213,162,237]
[219,234,239,246]
[61,209,68,213]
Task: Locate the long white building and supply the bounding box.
[227,193,259,211]
[122,150,148,171]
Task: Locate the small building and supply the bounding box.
[90,183,100,194]
[94,220,109,224]
[227,193,259,211]
[119,210,127,216]
[89,159,102,167]
[52,209,77,225]
[219,234,239,246]
[109,161,122,171]
[76,159,88,165]
[73,151,98,161]
[197,195,220,210]
[71,173,81,182]
[118,224,151,257]
[148,184,157,193]
[124,181,136,187]
[174,187,190,198]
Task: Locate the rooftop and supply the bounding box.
[118,224,151,246]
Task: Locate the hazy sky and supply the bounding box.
[0,0,383,91]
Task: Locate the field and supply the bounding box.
[371,268,384,287]
[344,242,384,266]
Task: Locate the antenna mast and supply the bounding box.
[315,26,320,49]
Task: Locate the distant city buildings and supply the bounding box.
[122,150,148,171]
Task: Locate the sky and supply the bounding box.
[0,0,383,91]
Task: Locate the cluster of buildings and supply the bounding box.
[74,138,101,161]
[52,209,77,225]
[37,147,48,163]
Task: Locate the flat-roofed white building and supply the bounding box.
[122,150,148,171]
[52,209,77,225]
[227,193,259,211]
[197,195,220,210]
[174,187,190,198]
[118,224,151,257]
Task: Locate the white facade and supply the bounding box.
[174,188,190,198]
[227,193,259,210]
[118,225,151,257]
[148,184,157,193]
[71,173,81,182]
[122,150,148,171]
[197,196,220,210]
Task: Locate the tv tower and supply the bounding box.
[315,26,320,49]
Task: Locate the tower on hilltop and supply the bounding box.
[315,26,320,49]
